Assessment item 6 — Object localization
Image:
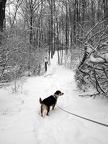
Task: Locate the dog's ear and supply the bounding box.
[55,90,61,95]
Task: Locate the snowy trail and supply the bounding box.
[0,53,108,144]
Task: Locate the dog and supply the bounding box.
[39,90,64,117]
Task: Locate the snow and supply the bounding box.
[90,53,108,63]
[0,52,108,144]
[90,54,105,62]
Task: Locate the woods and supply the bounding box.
[0,0,108,97]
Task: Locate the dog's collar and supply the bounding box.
[53,94,58,100]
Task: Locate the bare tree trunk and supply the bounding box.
[0,0,6,32]
[103,0,108,26]
[0,0,6,45]
[47,0,54,58]
[65,2,69,54]
[28,0,33,73]
[29,0,33,46]
[50,0,54,58]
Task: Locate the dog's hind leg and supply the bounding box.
[41,105,43,117]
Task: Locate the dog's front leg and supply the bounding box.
[41,105,44,117]
[52,104,56,110]
[46,106,50,116]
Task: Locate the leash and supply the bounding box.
[57,105,108,127]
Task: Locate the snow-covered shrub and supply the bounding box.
[75,44,108,98]
[0,34,46,84]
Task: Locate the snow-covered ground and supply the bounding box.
[0,52,108,144]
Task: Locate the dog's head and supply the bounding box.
[54,90,64,97]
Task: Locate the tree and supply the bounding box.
[0,0,7,31]
[0,0,7,45]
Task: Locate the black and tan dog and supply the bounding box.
[39,90,64,117]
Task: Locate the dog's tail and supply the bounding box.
[39,98,43,104]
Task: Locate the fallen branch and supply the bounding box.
[79,92,100,98]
